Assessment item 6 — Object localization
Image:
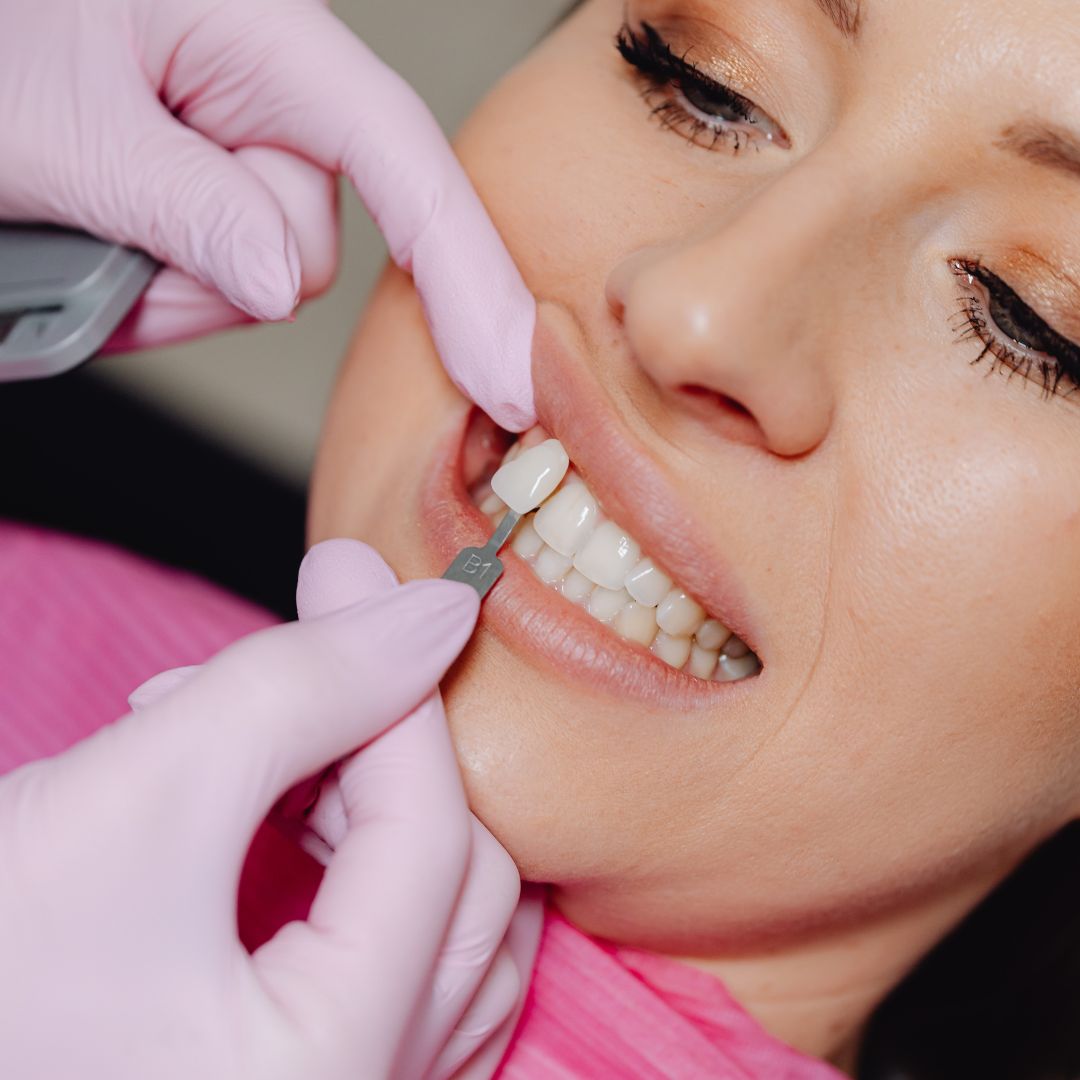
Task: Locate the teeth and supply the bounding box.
[614,602,659,647]
[535,544,574,584]
[652,632,692,670]
[573,522,641,591]
[491,439,570,514]
[587,585,633,624]
[471,434,760,683]
[534,482,599,556]
[656,589,706,638]
[624,558,673,607]
[561,568,596,605]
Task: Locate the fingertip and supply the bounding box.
[297,539,399,619]
[228,233,302,321]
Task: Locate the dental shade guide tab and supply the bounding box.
[442,438,571,600]
[442,510,523,599]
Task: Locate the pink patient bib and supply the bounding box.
[0,523,843,1080]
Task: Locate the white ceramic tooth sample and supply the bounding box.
[479,490,505,516]
[652,632,692,670]
[561,569,595,605]
[533,483,598,556]
[687,644,720,680]
[624,558,672,607]
[573,522,641,590]
[656,589,706,637]
[614,602,659,647]
[588,586,632,623]
[535,544,573,584]
[722,635,751,659]
[491,439,570,514]
[511,514,544,559]
[716,653,761,682]
[695,618,731,652]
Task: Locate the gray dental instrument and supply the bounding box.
[442,438,570,599]
[0,224,158,382]
[442,509,523,600]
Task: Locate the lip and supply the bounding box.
[420,313,764,707]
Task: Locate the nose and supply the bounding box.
[606,167,849,458]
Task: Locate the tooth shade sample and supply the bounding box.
[561,569,595,605]
[535,545,573,584]
[624,558,672,607]
[652,632,692,670]
[656,589,706,637]
[696,618,732,652]
[588,586,632,624]
[722,635,751,659]
[534,483,599,557]
[510,515,544,559]
[491,439,570,514]
[687,644,720,680]
[717,653,760,681]
[573,522,641,590]
[614,602,659,647]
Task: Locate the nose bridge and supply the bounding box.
[615,149,869,457]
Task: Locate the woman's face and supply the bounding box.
[311,0,1080,955]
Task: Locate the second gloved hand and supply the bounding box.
[0,542,534,1080]
[0,0,535,430]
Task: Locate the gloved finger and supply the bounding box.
[428,946,520,1080]
[161,1,536,432]
[127,666,201,711]
[252,693,473,1072]
[105,146,339,353]
[89,104,301,322]
[397,817,522,1080]
[120,574,478,852]
[436,887,546,1080]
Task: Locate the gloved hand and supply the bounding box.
[0,541,540,1080]
[0,0,535,431]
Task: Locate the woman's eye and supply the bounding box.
[951,259,1080,400]
[616,22,789,153]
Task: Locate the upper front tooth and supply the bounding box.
[491,439,570,514]
[533,483,599,556]
[624,558,672,607]
[656,588,706,637]
[573,522,641,590]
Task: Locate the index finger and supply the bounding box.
[156,0,536,431]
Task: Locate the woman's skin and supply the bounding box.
[310,0,1080,1067]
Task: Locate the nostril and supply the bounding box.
[680,384,751,418]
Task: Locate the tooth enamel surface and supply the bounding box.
[533,483,599,557]
[588,585,632,624]
[491,439,570,514]
[561,569,595,605]
[696,619,732,652]
[652,632,692,670]
[614,602,659,647]
[535,544,574,584]
[573,522,641,590]
[624,558,672,607]
[656,589,706,638]
[477,438,760,682]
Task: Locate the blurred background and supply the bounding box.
[0,0,566,615]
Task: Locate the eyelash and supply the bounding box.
[950,260,1080,401]
[617,23,1080,404]
[616,22,786,154]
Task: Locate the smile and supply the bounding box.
[471,429,761,683]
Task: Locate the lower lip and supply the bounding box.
[420,410,760,707]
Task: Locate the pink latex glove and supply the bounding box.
[0,542,540,1079]
[0,0,536,431]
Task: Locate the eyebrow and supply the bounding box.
[1000,122,1080,183]
[812,0,862,38]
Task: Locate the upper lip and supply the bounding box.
[530,312,762,659]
